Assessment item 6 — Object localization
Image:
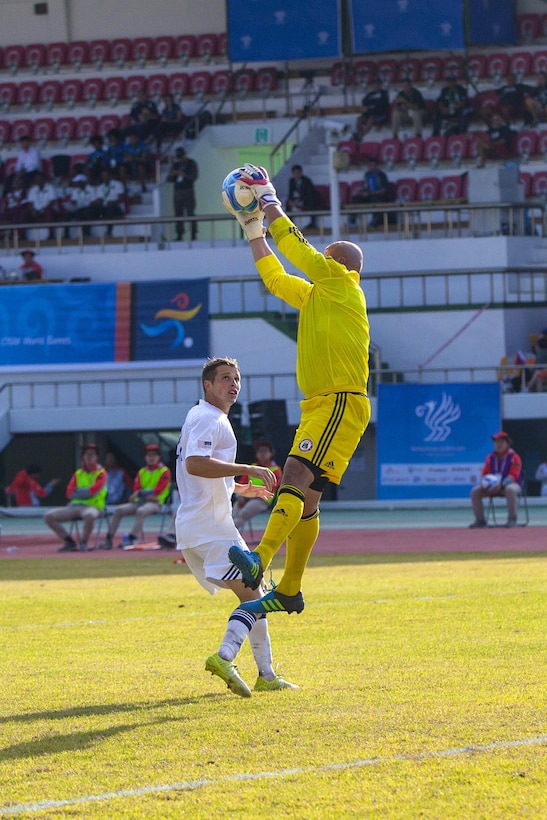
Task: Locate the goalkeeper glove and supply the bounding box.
[223,196,266,241]
[239,163,282,207]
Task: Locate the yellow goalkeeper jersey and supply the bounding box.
[257,216,369,399]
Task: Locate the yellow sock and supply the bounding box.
[256,485,305,570]
[276,509,320,596]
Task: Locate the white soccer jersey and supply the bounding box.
[175,399,240,548]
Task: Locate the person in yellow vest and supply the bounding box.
[44,443,107,553]
[99,443,171,549]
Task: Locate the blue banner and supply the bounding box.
[0,282,116,366]
[350,0,465,53]
[377,382,501,499]
[133,279,208,362]
[467,0,516,46]
[227,0,341,62]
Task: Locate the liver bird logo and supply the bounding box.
[415,392,461,442]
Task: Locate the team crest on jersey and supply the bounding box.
[298,438,314,452]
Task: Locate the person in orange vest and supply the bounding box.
[99,443,171,549]
[44,443,107,552]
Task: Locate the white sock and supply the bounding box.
[218,609,256,662]
[248,615,275,680]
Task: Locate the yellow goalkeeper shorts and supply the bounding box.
[289,391,370,485]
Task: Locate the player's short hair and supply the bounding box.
[202,357,239,388]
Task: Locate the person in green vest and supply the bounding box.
[44,442,107,553]
[99,443,171,549]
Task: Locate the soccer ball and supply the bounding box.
[221,168,259,214]
[481,473,501,490]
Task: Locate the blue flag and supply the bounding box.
[350,0,465,53]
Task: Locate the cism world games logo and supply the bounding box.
[140,291,202,349]
[415,391,461,442]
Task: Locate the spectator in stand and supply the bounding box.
[432,74,471,137]
[475,113,516,168]
[14,135,42,188]
[495,72,531,125]
[232,440,282,532]
[19,248,44,281]
[26,172,58,235]
[121,129,152,192]
[105,129,126,181]
[523,73,547,126]
[535,457,547,496]
[103,452,132,505]
[99,444,171,549]
[391,77,425,138]
[349,159,393,227]
[285,164,323,230]
[469,432,523,528]
[4,172,29,226]
[353,78,390,141]
[128,87,160,143]
[63,173,97,236]
[44,443,107,552]
[89,168,126,236]
[167,146,199,240]
[85,134,108,184]
[6,464,59,506]
[526,327,547,393]
[155,93,186,151]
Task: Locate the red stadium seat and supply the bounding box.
[54,117,76,146]
[420,56,442,86]
[104,76,125,105]
[255,67,278,94]
[532,51,547,76]
[61,79,82,108]
[46,42,68,70]
[466,54,486,83]
[337,140,360,166]
[16,81,39,109]
[211,70,231,98]
[24,43,46,72]
[353,60,377,88]
[146,74,167,100]
[379,137,401,168]
[39,80,61,109]
[486,53,509,83]
[124,75,147,101]
[2,157,18,179]
[71,154,89,171]
[519,171,532,198]
[348,180,365,202]
[0,120,11,146]
[518,14,540,44]
[153,35,174,66]
[509,52,531,82]
[446,134,469,164]
[168,73,189,100]
[472,89,500,120]
[174,35,196,64]
[397,58,421,83]
[417,176,440,202]
[0,82,17,111]
[111,38,132,68]
[443,55,464,80]
[217,32,228,59]
[542,14,547,40]
[75,116,98,144]
[196,33,218,62]
[233,68,255,97]
[376,58,398,87]
[531,170,547,197]
[357,141,381,163]
[32,117,54,147]
[395,178,417,203]
[439,175,464,201]
[4,45,24,74]
[132,37,153,67]
[401,136,423,167]
[330,61,353,88]
[82,77,104,107]
[67,40,89,69]
[98,113,121,137]
[516,130,538,161]
[423,136,446,168]
[338,181,350,206]
[536,129,547,158]
[189,71,211,99]
[89,39,110,68]
[10,119,33,142]
[314,184,330,208]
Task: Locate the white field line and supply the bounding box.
[0,587,545,632]
[0,736,545,816]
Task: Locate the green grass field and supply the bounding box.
[1,552,545,818]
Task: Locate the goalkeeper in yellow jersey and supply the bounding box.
[224,164,371,615]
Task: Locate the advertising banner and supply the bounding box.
[377,382,501,499]
[467,0,516,46]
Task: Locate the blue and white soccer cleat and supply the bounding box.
[239,589,305,615]
[228,545,263,589]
